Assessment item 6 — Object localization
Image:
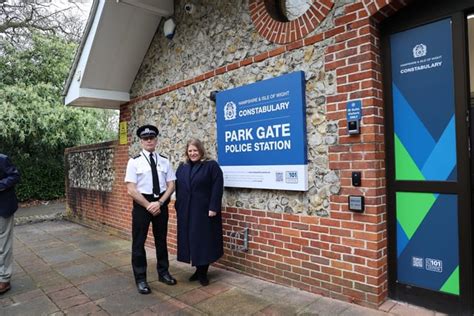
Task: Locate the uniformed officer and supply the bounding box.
[124,124,177,294]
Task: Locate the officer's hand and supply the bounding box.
[146,202,161,215]
[209,210,217,217]
[152,205,162,216]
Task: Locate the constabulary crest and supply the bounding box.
[224,101,237,121]
[413,44,427,58]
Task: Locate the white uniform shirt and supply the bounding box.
[124,150,176,195]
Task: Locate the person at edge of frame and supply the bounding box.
[0,153,21,295]
[124,124,177,294]
[175,138,224,286]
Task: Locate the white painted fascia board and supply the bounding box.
[63,0,101,99]
[80,88,130,101]
[65,87,130,106]
[68,99,123,109]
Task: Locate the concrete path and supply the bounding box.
[0,204,444,315]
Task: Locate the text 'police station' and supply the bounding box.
[224,124,292,153]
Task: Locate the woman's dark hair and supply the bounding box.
[185,138,209,162]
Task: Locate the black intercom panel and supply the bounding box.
[352,171,361,186]
[347,120,360,135]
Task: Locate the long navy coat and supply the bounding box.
[0,154,20,218]
[175,160,224,266]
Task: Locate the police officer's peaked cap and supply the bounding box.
[136,124,159,138]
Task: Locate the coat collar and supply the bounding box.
[181,161,204,191]
[190,162,202,180]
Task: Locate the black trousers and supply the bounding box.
[131,194,169,283]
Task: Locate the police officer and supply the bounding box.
[124,124,177,294]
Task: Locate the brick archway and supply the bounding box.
[249,0,335,44]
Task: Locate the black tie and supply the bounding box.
[149,153,160,196]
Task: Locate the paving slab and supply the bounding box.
[37,246,89,265]
[54,293,92,310]
[199,280,232,296]
[41,281,74,295]
[97,290,167,315]
[175,288,213,306]
[64,301,104,315]
[49,286,82,301]
[227,274,272,295]
[34,274,70,289]
[25,239,65,252]
[96,250,131,268]
[76,238,127,256]
[78,275,135,300]
[17,261,52,276]
[256,303,305,316]
[340,305,390,316]
[55,259,110,279]
[2,275,37,299]
[2,294,59,316]
[389,303,436,316]
[259,282,319,307]
[147,297,191,315]
[298,296,350,315]
[9,289,44,303]
[194,287,271,315]
[172,306,206,315]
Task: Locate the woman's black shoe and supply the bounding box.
[199,276,209,286]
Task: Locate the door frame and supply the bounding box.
[381,0,473,314]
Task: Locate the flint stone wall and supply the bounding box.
[68,147,115,192]
[128,0,351,215]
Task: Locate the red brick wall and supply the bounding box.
[66,0,413,309]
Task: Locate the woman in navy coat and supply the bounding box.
[175,139,224,286]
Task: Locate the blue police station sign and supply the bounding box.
[216,71,308,191]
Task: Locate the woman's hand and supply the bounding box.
[208,210,217,217]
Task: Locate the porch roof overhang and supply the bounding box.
[63,0,173,109]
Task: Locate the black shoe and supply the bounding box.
[159,272,177,285]
[199,276,209,286]
[189,271,199,282]
[136,281,151,294]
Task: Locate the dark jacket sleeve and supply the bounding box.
[0,156,20,191]
[208,160,224,212]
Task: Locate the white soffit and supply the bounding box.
[119,0,173,15]
[64,0,173,109]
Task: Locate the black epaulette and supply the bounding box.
[133,155,141,159]
[159,154,167,159]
